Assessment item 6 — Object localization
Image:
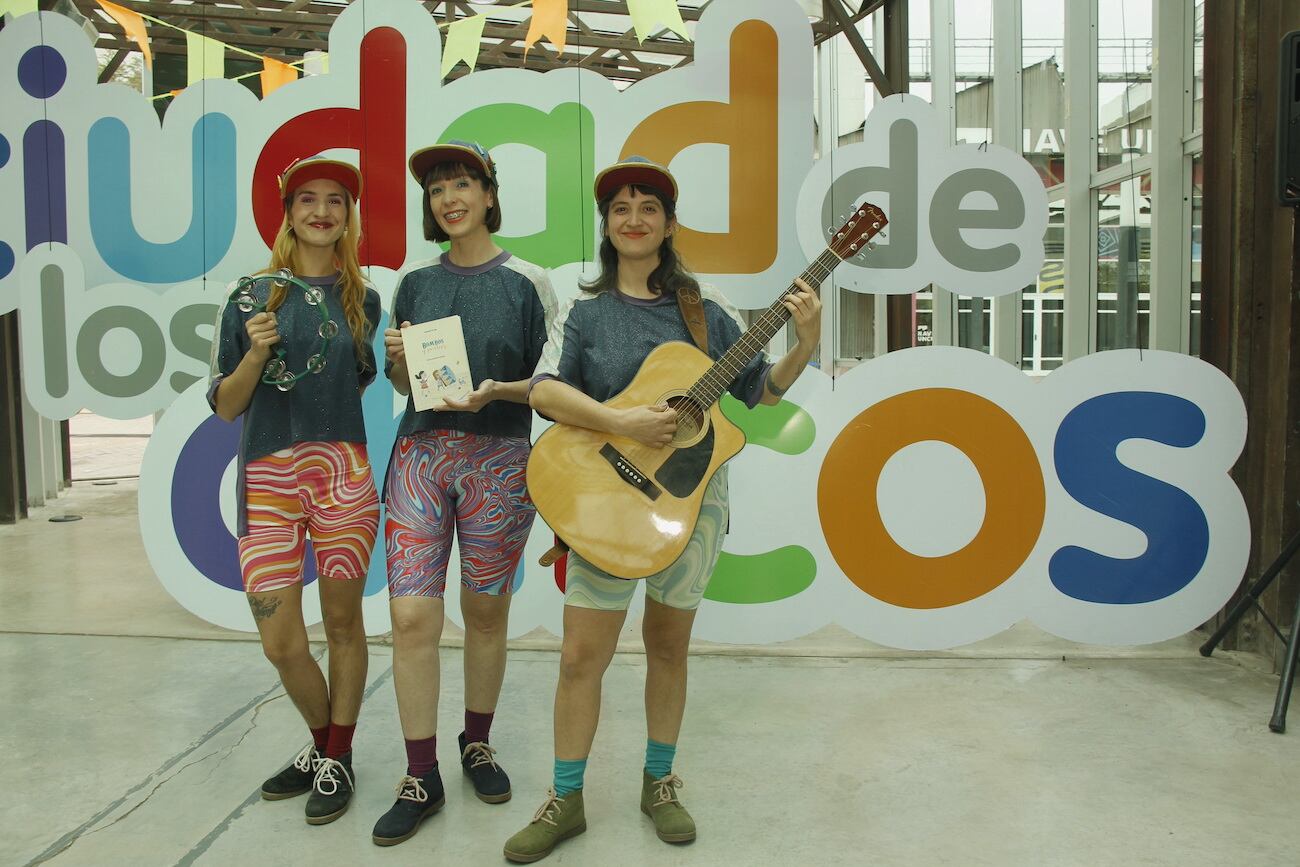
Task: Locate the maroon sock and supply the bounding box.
[464,710,495,744]
[406,735,438,777]
[324,722,356,759]
[310,725,330,752]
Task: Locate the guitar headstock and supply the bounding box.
[828,203,888,260]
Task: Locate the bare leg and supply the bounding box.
[641,598,697,745]
[461,589,512,716]
[390,595,446,738]
[317,576,368,725]
[553,605,627,760]
[249,585,329,729]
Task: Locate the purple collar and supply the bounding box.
[440,248,511,276]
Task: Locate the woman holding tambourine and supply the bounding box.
[373,140,556,847]
[208,156,381,826]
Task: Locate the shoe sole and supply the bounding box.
[261,787,310,801]
[306,799,352,826]
[503,822,587,863]
[463,765,512,803]
[371,797,446,846]
[474,788,512,804]
[640,806,696,843]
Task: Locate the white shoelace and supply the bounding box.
[313,757,353,796]
[461,740,500,770]
[652,773,685,807]
[291,744,319,775]
[532,787,564,827]
[395,775,428,803]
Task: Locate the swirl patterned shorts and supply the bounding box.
[563,470,728,612]
[384,430,536,599]
[239,441,380,594]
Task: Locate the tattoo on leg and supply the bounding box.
[249,595,282,622]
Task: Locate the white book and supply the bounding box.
[401,315,473,411]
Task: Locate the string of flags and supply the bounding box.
[0,0,695,100]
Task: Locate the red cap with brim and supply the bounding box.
[408,141,497,186]
[594,157,677,203]
[279,158,362,201]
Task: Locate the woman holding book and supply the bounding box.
[374,140,557,846]
[208,156,381,825]
[503,157,821,862]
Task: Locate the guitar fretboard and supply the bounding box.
[685,247,845,408]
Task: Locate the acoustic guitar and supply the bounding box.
[528,203,888,579]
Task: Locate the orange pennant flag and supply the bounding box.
[96,0,152,68]
[260,56,297,97]
[524,0,568,55]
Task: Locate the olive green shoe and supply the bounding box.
[503,787,586,863]
[640,771,696,843]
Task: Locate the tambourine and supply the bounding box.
[228,268,338,392]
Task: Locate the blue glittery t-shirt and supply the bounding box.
[386,250,558,440]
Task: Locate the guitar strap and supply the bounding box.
[675,284,710,354]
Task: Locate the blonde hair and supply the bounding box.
[262,192,372,367]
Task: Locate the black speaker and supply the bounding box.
[1279,30,1300,205]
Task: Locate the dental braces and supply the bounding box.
[228,269,338,392]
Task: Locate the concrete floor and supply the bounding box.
[3,481,1299,866]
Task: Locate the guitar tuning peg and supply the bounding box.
[867,242,877,250]
[872,221,881,229]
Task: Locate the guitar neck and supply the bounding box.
[687,247,844,408]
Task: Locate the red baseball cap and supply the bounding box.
[278,156,362,200]
[408,140,498,187]
[594,156,677,203]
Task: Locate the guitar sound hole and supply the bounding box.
[665,395,709,447]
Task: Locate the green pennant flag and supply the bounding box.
[442,13,488,78]
[185,31,226,85]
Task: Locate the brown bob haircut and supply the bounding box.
[420,162,503,243]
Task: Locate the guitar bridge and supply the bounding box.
[599,443,661,501]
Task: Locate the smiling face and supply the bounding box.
[426,171,495,242]
[606,185,675,262]
[287,179,349,249]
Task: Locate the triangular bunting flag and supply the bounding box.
[260,56,297,97]
[0,0,37,17]
[627,0,691,44]
[442,13,488,78]
[96,0,153,68]
[524,0,568,56]
[185,31,225,85]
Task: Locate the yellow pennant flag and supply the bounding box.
[627,0,691,43]
[524,0,568,55]
[96,0,153,68]
[0,0,37,17]
[185,31,226,84]
[441,13,488,78]
[260,56,297,97]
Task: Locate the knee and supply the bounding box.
[262,636,310,670]
[462,604,508,640]
[559,642,609,683]
[643,635,689,669]
[322,608,364,647]
[390,608,440,645]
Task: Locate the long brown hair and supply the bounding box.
[262,192,372,365]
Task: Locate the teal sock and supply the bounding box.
[645,739,676,779]
[554,757,588,796]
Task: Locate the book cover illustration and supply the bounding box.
[402,315,473,411]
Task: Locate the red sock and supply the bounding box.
[310,725,329,751]
[325,722,356,759]
[406,735,438,777]
[464,709,494,744]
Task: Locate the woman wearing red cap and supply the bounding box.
[504,157,822,861]
[208,157,382,825]
[372,140,557,846]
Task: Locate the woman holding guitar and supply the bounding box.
[208,157,382,825]
[374,141,557,846]
[504,157,822,862]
